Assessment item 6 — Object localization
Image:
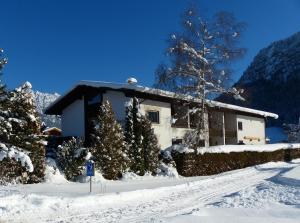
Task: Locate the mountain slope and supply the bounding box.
[34,91,61,128]
[219,31,300,126]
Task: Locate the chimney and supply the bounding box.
[127,77,138,85]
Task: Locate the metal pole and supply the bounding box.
[90,176,92,193]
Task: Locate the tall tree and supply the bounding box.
[89,100,127,180]
[156,8,246,148]
[141,117,160,173]
[8,82,45,183]
[0,48,8,94]
[0,49,10,142]
[124,97,144,175]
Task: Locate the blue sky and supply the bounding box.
[1,0,300,94]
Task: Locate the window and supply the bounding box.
[147,111,159,124]
[171,104,189,128]
[238,121,243,131]
[172,138,183,145]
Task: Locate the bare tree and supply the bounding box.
[155,8,246,148]
[0,48,8,93]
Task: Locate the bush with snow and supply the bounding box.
[56,137,90,182]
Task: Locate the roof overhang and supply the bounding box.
[45,80,278,119]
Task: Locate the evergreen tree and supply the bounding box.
[8,82,45,183]
[0,50,42,183]
[124,97,144,175]
[90,100,127,180]
[141,117,160,173]
[56,137,89,181]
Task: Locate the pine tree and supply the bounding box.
[124,97,144,175]
[8,82,45,183]
[90,100,127,180]
[141,117,160,174]
[56,137,88,181]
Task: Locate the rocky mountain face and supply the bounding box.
[34,91,61,128]
[219,31,300,126]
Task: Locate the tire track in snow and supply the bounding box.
[49,167,279,223]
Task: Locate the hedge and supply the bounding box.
[172,148,300,177]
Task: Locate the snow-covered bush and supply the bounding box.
[56,137,90,181]
[157,162,179,178]
[0,143,34,184]
[89,100,127,180]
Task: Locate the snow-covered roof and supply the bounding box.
[42,127,62,133]
[45,80,278,119]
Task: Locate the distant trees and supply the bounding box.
[156,8,246,149]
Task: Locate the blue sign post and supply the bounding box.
[86,161,95,193]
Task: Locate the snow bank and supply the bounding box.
[0,143,34,172]
[44,158,68,184]
[157,163,179,178]
[172,143,300,155]
[121,164,179,181]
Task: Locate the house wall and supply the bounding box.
[209,111,225,146]
[224,113,238,145]
[236,115,266,145]
[103,90,130,123]
[172,127,190,141]
[140,100,173,149]
[103,91,176,149]
[62,98,85,137]
[59,90,267,147]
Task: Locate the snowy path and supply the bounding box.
[1,160,300,223]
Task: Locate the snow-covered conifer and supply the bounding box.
[8,82,45,183]
[141,117,160,174]
[124,97,144,175]
[89,100,127,180]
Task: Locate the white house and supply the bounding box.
[45,80,278,149]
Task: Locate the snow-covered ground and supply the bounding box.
[1,160,300,223]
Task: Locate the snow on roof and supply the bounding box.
[42,127,62,133]
[46,80,278,119]
[206,100,278,119]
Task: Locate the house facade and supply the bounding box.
[45,80,278,149]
